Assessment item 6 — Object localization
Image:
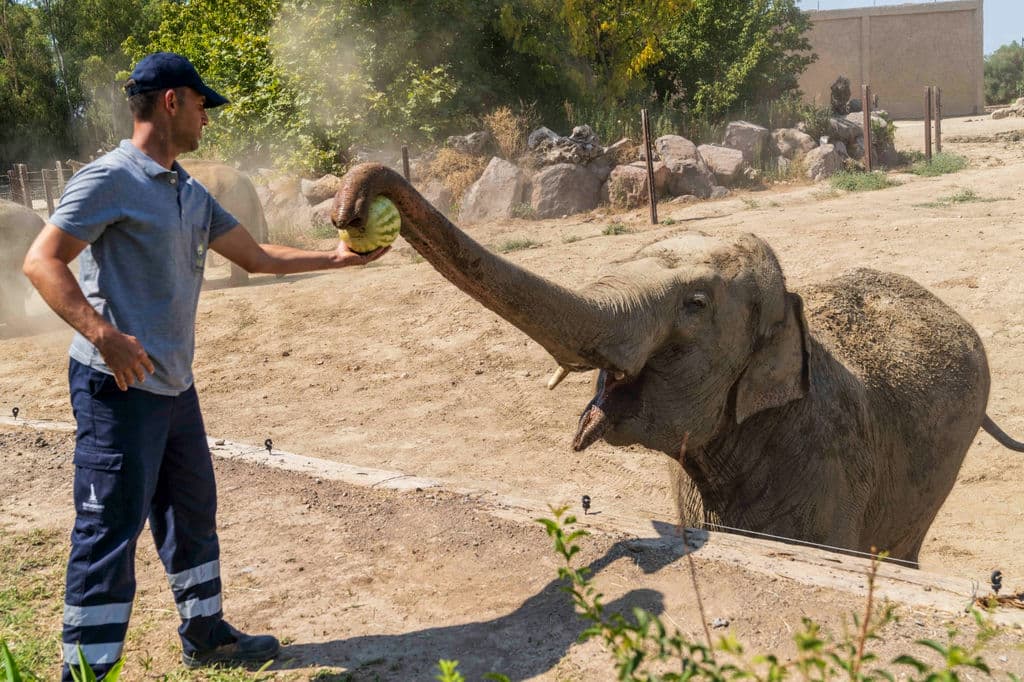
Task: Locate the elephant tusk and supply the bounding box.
[547,365,570,390]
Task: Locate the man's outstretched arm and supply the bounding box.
[210,224,388,275]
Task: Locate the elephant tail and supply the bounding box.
[982,415,1024,452]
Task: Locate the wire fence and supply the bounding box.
[3,161,85,214]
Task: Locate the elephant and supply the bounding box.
[332,162,1024,565]
[1,199,44,323]
[179,159,270,286]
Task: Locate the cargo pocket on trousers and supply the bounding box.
[73,448,125,525]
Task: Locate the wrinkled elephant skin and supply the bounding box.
[334,162,1007,564]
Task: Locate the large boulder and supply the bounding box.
[300,174,342,205]
[418,178,455,217]
[651,135,715,198]
[525,125,605,166]
[446,131,496,157]
[804,144,843,181]
[827,117,862,146]
[697,144,746,186]
[770,128,817,159]
[627,161,671,196]
[605,165,651,209]
[459,157,529,224]
[530,163,602,219]
[722,121,769,163]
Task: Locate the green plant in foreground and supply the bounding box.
[910,152,968,177]
[1,642,124,682]
[496,238,540,253]
[603,222,634,235]
[830,170,898,192]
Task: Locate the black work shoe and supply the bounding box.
[181,623,280,669]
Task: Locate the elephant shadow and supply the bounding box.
[274,523,705,680]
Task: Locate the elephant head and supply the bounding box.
[333,164,810,459]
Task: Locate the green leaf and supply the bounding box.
[1,641,24,682]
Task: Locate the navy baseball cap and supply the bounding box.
[124,52,229,108]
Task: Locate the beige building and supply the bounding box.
[799,0,984,119]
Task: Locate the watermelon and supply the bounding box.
[339,196,401,254]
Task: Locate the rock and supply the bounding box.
[697,144,746,185]
[709,186,730,199]
[652,135,714,198]
[300,174,342,204]
[671,194,698,204]
[605,165,651,209]
[530,163,601,219]
[833,140,849,160]
[418,178,455,217]
[711,617,730,629]
[527,126,561,150]
[459,157,529,224]
[804,144,843,181]
[722,121,769,163]
[446,131,495,157]
[585,155,616,184]
[310,197,335,228]
[605,138,638,165]
[568,124,600,147]
[770,128,816,160]
[828,117,862,146]
[627,160,671,196]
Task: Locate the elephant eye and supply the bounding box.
[686,293,709,311]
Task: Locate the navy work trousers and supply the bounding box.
[62,359,226,680]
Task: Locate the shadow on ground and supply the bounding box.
[276,525,706,680]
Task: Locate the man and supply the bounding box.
[22,52,386,680]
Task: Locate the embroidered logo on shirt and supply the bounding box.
[82,484,104,513]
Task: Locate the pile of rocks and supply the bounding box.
[991,98,1024,119]
[269,112,898,226]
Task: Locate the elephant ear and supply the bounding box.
[734,292,810,424]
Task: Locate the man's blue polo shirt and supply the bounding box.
[49,140,239,396]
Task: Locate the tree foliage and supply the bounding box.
[3,0,816,174]
[653,0,815,119]
[0,0,72,167]
[984,41,1024,105]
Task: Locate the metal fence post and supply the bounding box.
[7,168,20,205]
[641,108,658,225]
[401,145,410,181]
[933,87,942,154]
[924,86,933,162]
[862,84,873,172]
[55,160,66,195]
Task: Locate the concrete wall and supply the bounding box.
[799,1,984,119]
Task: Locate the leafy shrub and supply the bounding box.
[830,171,898,192]
[496,238,540,253]
[909,153,968,177]
[509,203,536,220]
[602,222,634,235]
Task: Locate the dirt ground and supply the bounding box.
[3,114,1024,679]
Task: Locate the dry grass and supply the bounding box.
[483,105,537,161]
[423,148,489,204]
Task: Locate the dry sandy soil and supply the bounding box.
[2,114,1024,679]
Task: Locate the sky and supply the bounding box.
[796,0,1022,54]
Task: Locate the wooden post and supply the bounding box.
[641,108,658,225]
[17,163,31,209]
[7,168,20,205]
[69,160,85,175]
[924,86,933,162]
[933,87,942,154]
[55,161,66,194]
[861,84,873,172]
[401,145,410,181]
[41,169,56,214]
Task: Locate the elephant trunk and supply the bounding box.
[333,163,650,376]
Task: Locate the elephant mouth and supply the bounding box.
[573,370,635,451]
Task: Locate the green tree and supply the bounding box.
[0,0,73,167]
[984,41,1024,105]
[498,0,689,106]
[653,0,815,119]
